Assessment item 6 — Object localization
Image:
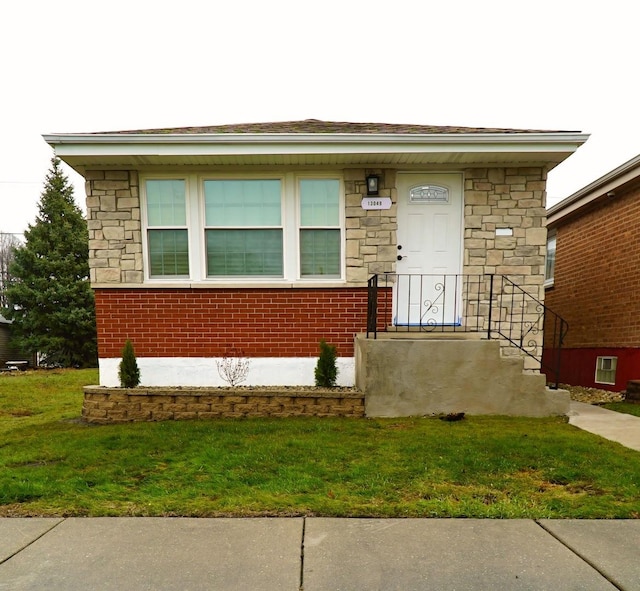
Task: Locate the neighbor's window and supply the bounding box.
[544,231,556,287]
[145,179,190,277]
[595,356,617,385]
[204,179,283,277]
[299,179,341,277]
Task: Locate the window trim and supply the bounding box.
[544,230,556,288]
[140,172,346,284]
[141,176,193,280]
[203,177,285,278]
[595,356,617,385]
[295,175,345,280]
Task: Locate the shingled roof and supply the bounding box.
[45,119,589,175]
[99,119,571,135]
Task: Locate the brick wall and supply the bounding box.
[95,287,368,358]
[546,181,640,349]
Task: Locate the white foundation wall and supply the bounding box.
[99,357,356,388]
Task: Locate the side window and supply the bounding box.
[595,356,617,385]
[204,179,283,277]
[299,179,341,278]
[145,180,189,278]
[544,231,556,287]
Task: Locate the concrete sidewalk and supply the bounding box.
[1,517,640,590]
[569,400,640,451]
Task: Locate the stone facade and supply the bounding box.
[85,168,400,286]
[462,167,547,287]
[85,165,548,374]
[86,170,143,285]
[462,167,548,369]
[344,169,397,283]
[86,166,546,287]
[83,387,365,423]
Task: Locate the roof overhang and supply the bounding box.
[43,132,589,176]
[547,152,640,226]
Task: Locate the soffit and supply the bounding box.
[43,120,589,176]
[49,150,584,173]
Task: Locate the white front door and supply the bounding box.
[394,172,463,326]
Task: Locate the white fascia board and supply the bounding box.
[547,152,640,225]
[43,132,589,158]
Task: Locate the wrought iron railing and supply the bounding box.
[366,273,568,388]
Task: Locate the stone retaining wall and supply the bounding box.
[83,386,365,424]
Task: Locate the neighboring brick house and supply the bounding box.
[44,120,587,392]
[544,153,640,391]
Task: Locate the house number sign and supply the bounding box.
[361,197,392,210]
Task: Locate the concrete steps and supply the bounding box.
[355,333,569,417]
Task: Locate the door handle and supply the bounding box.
[397,255,405,261]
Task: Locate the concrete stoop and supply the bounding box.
[355,333,569,417]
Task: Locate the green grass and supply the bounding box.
[1,369,640,518]
[601,401,640,417]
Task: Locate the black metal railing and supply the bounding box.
[366,273,568,388]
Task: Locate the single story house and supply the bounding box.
[544,153,640,392]
[44,120,587,416]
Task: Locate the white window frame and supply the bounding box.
[595,356,617,385]
[202,175,285,279]
[141,175,194,281]
[295,174,345,281]
[140,172,345,284]
[544,230,556,288]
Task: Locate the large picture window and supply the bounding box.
[145,179,189,277]
[142,174,344,282]
[204,180,283,277]
[299,179,341,277]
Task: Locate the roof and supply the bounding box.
[43,119,589,175]
[92,119,571,135]
[547,152,640,225]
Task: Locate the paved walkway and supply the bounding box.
[568,400,640,451]
[1,517,640,590]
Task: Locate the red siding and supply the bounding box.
[95,288,369,359]
[543,347,640,392]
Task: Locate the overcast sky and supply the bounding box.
[1,0,638,236]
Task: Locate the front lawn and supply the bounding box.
[1,369,639,518]
[601,401,640,417]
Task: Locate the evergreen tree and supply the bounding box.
[118,340,141,388]
[314,339,338,387]
[0,232,21,309]
[2,158,97,367]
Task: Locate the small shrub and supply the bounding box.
[118,339,140,388]
[216,346,250,387]
[315,339,338,387]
